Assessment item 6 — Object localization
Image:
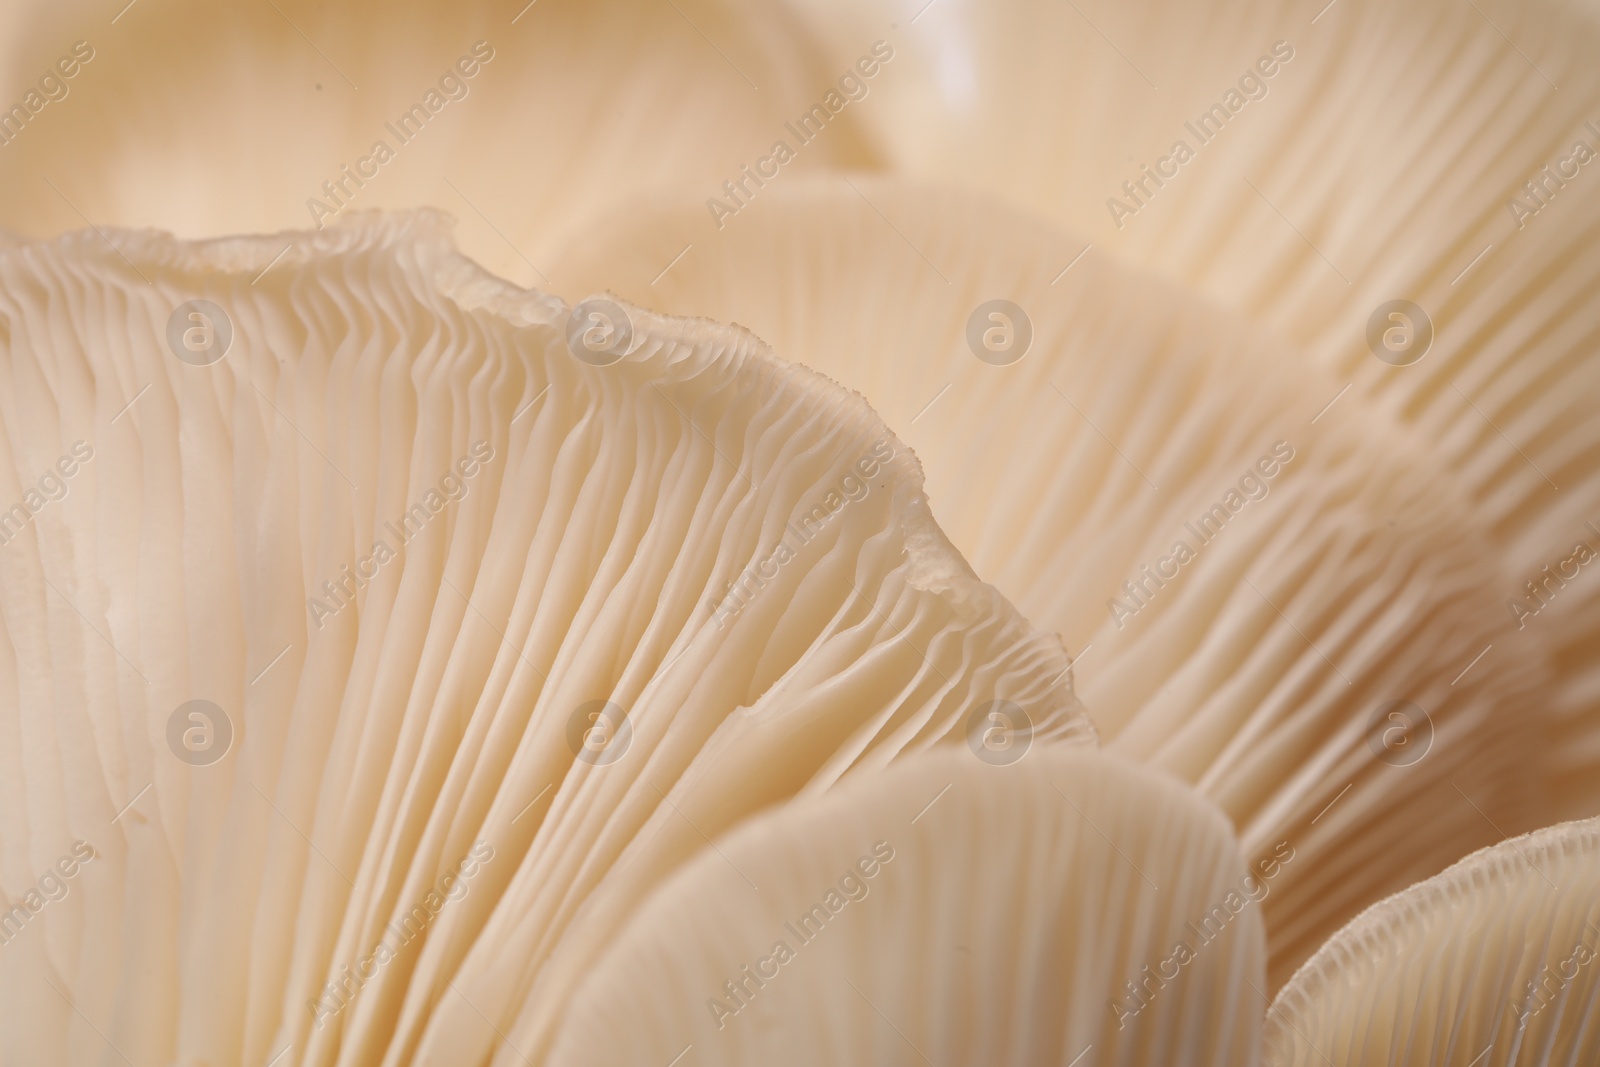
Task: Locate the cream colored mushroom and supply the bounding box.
[551,747,1268,1067]
[1265,814,1600,1066]
[553,177,1579,984]
[0,215,1087,1066]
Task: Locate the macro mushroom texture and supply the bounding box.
[1,213,1595,1067]
[1265,814,1600,1067]
[0,215,1091,1065]
[556,177,1587,985]
[553,748,1269,1067]
[0,0,870,272]
[0,0,1597,1063]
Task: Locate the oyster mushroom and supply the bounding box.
[6,1,1592,816]
[553,177,1578,983]
[0,0,871,280]
[0,0,1594,1060]
[0,214,1087,1066]
[773,0,1600,747]
[1265,814,1600,1066]
[552,748,1267,1066]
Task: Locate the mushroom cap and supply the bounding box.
[1265,813,1600,1066]
[0,212,1088,1066]
[553,177,1580,984]
[552,747,1268,1067]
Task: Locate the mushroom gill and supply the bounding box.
[773,0,1600,773]
[0,213,1087,1067]
[552,748,1267,1067]
[553,177,1574,984]
[1265,814,1600,1066]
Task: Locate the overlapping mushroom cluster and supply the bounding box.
[1,0,1598,1063]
